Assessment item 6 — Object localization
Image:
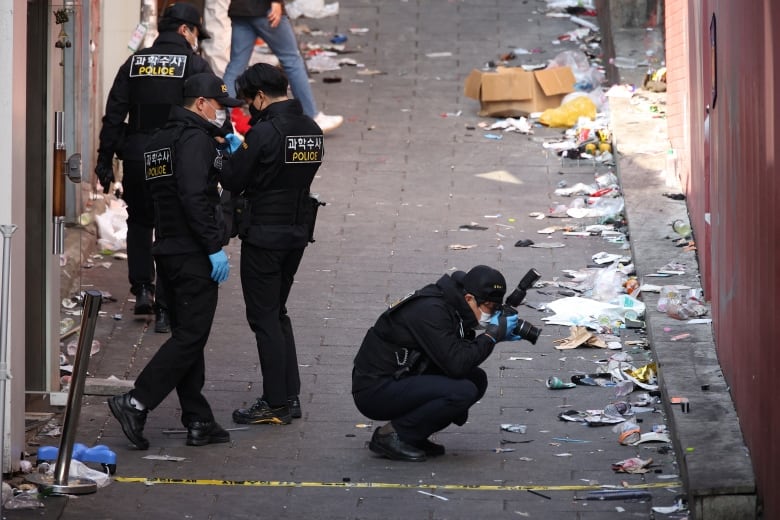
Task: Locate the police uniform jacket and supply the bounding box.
[144,105,226,257]
[220,99,323,250]
[352,274,497,393]
[97,31,212,161]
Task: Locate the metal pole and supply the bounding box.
[0,224,17,520]
[26,290,102,495]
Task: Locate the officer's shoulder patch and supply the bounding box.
[144,147,174,181]
[129,54,188,78]
[285,135,323,164]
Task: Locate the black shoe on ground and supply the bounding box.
[186,421,230,446]
[108,393,149,450]
[232,399,292,425]
[411,438,446,457]
[134,286,155,315]
[154,308,170,333]
[368,428,426,462]
[288,396,302,419]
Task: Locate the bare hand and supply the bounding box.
[267,3,283,28]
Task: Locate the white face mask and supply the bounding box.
[186,28,199,52]
[478,311,494,328]
[209,108,227,128]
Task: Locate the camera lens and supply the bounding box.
[513,319,541,344]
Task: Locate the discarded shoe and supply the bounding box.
[186,421,230,446]
[232,399,292,425]
[108,393,149,450]
[368,428,426,462]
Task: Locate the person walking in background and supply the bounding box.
[95,3,214,333]
[107,72,241,450]
[221,0,343,133]
[220,63,324,425]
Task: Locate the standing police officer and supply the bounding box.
[108,72,242,450]
[95,3,213,333]
[219,63,324,425]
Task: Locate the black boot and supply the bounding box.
[154,307,170,333]
[133,285,155,315]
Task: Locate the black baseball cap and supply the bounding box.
[462,265,507,304]
[184,73,243,107]
[162,3,211,40]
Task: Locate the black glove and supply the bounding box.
[484,312,508,343]
[94,153,115,194]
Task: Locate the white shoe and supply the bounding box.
[314,112,343,134]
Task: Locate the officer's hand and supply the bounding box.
[224,133,243,154]
[208,250,230,283]
[485,311,522,343]
[94,153,115,194]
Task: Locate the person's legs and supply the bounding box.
[353,372,484,444]
[121,158,156,313]
[223,17,260,97]
[252,16,318,117]
[201,0,232,76]
[132,254,217,424]
[240,244,289,407]
[279,248,305,399]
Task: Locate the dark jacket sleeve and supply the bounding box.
[397,299,496,378]
[97,57,133,158]
[176,130,224,255]
[219,121,279,193]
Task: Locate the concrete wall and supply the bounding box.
[0,0,30,473]
[666,1,780,517]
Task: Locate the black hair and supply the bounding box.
[235,63,289,100]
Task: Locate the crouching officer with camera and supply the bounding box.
[352,265,527,462]
[107,73,242,450]
[220,63,324,425]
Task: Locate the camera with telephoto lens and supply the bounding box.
[503,268,542,344]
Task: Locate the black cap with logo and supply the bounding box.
[162,3,211,40]
[183,73,243,107]
[461,265,507,304]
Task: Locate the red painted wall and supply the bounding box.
[667,1,780,516]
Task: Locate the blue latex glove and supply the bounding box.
[224,133,242,154]
[208,250,230,283]
[486,310,522,342]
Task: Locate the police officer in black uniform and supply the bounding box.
[219,63,324,425]
[352,265,525,461]
[95,3,213,333]
[107,72,243,450]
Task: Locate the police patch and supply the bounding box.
[144,148,174,180]
[129,54,187,78]
[285,135,323,164]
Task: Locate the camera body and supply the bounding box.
[504,268,542,344]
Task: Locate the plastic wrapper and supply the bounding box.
[539,96,596,128]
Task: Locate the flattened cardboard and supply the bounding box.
[464,66,576,117]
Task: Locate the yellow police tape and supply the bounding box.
[113,476,681,492]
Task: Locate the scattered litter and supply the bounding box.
[611,457,654,474]
[425,52,452,58]
[652,499,687,514]
[418,490,449,501]
[501,424,527,434]
[530,242,565,248]
[494,448,516,453]
[546,376,576,389]
[514,239,534,247]
[448,244,477,250]
[355,423,373,429]
[459,223,488,231]
[483,133,503,140]
[142,454,186,462]
[554,452,573,457]
[553,326,607,350]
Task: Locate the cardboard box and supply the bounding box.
[463,66,576,117]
